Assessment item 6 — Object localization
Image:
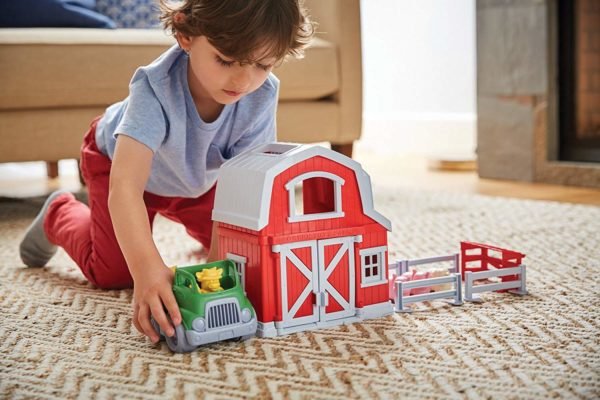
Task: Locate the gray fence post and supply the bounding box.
[400,259,409,275]
[510,264,528,296]
[464,271,474,302]
[397,281,406,312]
[520,265,527,294]
[453,273,463,306]
[453,253,460,274]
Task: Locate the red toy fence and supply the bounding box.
[460,241,525,288]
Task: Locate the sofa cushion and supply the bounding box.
[275,37,339,101]
[0,28,339,110]
[0,0,115,29]
[0,28,174,110]
[95,0,159,29]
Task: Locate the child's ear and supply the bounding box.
[175,31,191,53]
[173,12,192,52]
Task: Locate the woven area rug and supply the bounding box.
[1,186,599,399]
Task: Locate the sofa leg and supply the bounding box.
[331,142,354,158]
[46,161,59,179]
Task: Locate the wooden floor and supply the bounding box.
[356,148,600,206]
[0,149,599,205]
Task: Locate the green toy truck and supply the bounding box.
[153,260,257,353]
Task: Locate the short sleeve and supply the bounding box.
[114,70,167,153]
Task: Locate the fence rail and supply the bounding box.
[389,253,459,277]
[394,273,463,313]
[464,265,528,302]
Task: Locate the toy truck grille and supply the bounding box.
[207,301,240,329]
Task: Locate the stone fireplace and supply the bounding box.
[558,0,600,162]
[476,0,600,188]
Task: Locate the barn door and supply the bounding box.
[317,237,355,322]
[277,237,355,329]
[278,240,319,328]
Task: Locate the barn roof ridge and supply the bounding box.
[212,142,392,232]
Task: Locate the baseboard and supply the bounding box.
[361,112,477,156]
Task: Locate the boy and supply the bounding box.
[19,0,314,343]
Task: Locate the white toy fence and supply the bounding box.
[464,264,528,302]
[388,254,459,281]
[389,254,463,313]
[395,274,463,313]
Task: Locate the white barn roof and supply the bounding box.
[212,142,392,232]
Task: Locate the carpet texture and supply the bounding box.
[1,187,599,399]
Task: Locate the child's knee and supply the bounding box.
[84,260,133,289]
[89,272,133,290]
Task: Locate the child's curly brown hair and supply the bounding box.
[159,0,315,63]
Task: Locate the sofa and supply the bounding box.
[0,0,362,178]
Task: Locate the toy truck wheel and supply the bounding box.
[166,324,195,353]
[150,318,164,341]
[239,334,254,342]
[231,334,255,342]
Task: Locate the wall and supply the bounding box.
[360,0,476,156]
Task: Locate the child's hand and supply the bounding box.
[131,265,181,343]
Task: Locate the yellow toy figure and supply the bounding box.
[195,267,224,294]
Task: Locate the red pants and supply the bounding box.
[44,117,216,289]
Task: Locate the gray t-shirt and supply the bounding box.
[96,45,279,198]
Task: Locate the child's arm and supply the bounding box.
[109,135,181,343]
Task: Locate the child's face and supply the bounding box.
[185,36,276,106]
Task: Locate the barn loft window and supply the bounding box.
[359,246,387,288]
[285,172,345,223]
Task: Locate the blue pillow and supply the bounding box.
[95,0,159,29]
[0,0,116,28]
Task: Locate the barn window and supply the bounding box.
[226,253,247,293]
[359,246,387,287]
[285,172,345,223]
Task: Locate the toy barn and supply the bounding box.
[212,142,393,337]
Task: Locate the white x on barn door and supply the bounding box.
[317,237,355,322]
[278,240,319,328]
[277,237,355,329]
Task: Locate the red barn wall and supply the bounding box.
[262,155,391,310]
[263,156,382,237]
[217,223,277,323]
[355,224,390,308]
